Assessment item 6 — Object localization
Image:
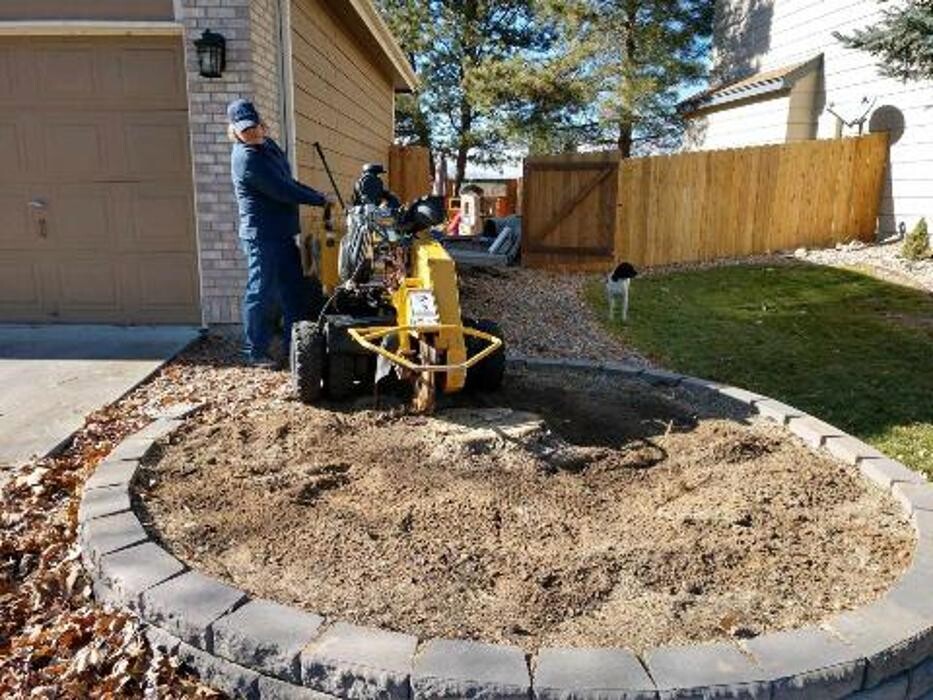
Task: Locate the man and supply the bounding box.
[227,98,334,367]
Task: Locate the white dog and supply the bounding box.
[606,261,637,322]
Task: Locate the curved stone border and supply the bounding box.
[78,361,933,700]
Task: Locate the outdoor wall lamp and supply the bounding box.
[194,29,226,78]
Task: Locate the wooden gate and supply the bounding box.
[521,152,620,271]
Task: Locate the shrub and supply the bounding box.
[902,218,930,260]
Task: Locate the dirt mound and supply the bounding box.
[137,370,913,652]
[709,432,781,463]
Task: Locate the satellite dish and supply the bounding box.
[869,105,906,145]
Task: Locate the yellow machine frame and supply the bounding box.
[306,221,501,396]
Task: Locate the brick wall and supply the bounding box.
[178,0,285,324]
[249,0,284,144]
[177,0,403,325]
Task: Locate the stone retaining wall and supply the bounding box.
[78,360,933,700]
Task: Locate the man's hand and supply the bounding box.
[324,193,338,206]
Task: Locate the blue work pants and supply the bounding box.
[240,236,313,361]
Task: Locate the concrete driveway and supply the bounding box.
[0,325,200,472]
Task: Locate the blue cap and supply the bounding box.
[227,98,260,132]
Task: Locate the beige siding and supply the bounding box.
[289,0,395,204]
[686,95,791,150]
[0,1,175,21]
[704,0,933,235]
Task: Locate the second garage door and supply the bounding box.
[0,35,200,324]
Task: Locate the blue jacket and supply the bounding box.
[231,138,326,241]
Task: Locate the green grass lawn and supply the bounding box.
[586,262,933,478]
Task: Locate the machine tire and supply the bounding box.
[466,319,505,392]
[326,353,356,400]
[291,321,325,404]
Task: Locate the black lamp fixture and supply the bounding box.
[194,29,226,78]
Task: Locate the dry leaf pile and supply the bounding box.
[0,343,238,698]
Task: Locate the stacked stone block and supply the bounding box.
[78,363,933,699]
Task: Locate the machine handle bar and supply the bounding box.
[346,324,502,374]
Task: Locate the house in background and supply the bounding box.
[0,0,416,326]
[680,0,932,237]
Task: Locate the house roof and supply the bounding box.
[338,0,418,92]
[679,55,822,115]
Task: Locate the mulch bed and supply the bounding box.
[459,267,649,363]
[137,347,913,653]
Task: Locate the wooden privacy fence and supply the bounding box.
[522,134,889,271]
[389,144,432,204]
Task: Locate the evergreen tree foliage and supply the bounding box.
[834,1,933,82]
[540,0,714,157]
[375,0,559,186]
[375,0,714,180]
[902,218,930,260]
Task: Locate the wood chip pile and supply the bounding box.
[459,267,648,364]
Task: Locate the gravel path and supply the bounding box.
[459,267,650,365]
[798,240,933,293]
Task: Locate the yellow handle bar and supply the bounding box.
[346,324,502,374]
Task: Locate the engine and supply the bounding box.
[338,164,444,287]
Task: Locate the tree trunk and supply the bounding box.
[453,0,477,192]
[455,146,469,192]
[618,0,638,159]
[618,124,633,158]
[454,93,473,191]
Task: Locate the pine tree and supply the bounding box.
[834,1,933,82]
[540,0,714,157]
[375,0,558,187]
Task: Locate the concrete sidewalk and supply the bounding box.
[0,325,200,472]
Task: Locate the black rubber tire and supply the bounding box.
[466,318,506,392]
[326,352,357,400]
[291,321,325,404]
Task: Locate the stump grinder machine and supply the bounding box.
[290,149,505,413]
